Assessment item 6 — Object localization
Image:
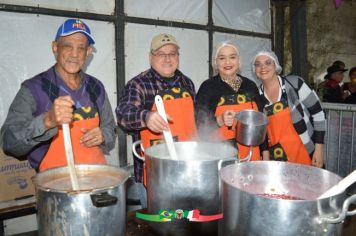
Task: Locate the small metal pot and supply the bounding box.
[235,110,268,146]
[33,164,129,236]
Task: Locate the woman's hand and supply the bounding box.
[217,110,236,127]
[312,143,324,168]
[262,150,270,161]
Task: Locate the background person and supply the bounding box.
[252,50,326,167]
[195,41,268,161]
[0,18,116,172]
[116,33,196,208]
[317,60,346,100]
[322,63,349,103]
[344,67,356,104]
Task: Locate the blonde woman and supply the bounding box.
[196,41,268,161]
[252,50,325,167]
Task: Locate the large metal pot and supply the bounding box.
[33,164,130,236]
[144,141,237,236]
[219,161,356,236]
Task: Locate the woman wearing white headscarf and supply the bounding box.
[252,50,326,167]
[196,41,268,161]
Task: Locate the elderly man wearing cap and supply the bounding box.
[322,63,349,103]
[0,19,116,172]
[116,33,196,208]
[252,50,326,168]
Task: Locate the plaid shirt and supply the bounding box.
[116,68,195,182]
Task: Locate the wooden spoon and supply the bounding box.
[62,123,79,190]
[318,169,356,199]
[154,95,178,160]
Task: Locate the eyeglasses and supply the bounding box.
[254,59,274,68]
[152,52,179,60]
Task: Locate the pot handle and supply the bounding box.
[319,194,356,224]
[238,146,253,162]
[218,158,239,171]
[132,140,145,162]
[90,192,118,208]
[217,158,238,215]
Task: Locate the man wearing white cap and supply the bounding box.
[116,33,196,208]
[1,19,116,172]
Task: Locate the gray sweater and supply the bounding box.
[259,75,326,155]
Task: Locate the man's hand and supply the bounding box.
[43,96,75,129]
[80,127,104,147]
[146,111,171,133]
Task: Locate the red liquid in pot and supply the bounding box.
[258,193,304,200]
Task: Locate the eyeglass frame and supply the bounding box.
[254,59,275,69]
[151,51,180,60]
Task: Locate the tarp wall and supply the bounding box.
[0,1,271,234]
[0,0,271,167]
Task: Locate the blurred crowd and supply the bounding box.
[317,60,356,104]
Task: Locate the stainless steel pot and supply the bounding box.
[219,161,356,236]
[144,141,237,236]
[33,164,129,236]
[234,109,268,146]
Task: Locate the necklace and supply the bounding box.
[221,75,242,92]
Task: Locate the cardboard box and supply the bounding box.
[0,149,36,202]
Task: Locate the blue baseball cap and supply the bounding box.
[55,18,95,45]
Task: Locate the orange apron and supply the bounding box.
[215,94,261,161]
[140,88,197,149]
[139,88,197,185]
[265,99,311,165]
[39,116,106,172]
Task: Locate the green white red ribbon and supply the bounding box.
[136,209,223,222]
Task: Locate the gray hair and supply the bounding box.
[251,50,282,74]
[212,41,240,73]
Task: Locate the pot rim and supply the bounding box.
[144,141,237,161]
[219,161,344,201]
[33,164,130,193]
